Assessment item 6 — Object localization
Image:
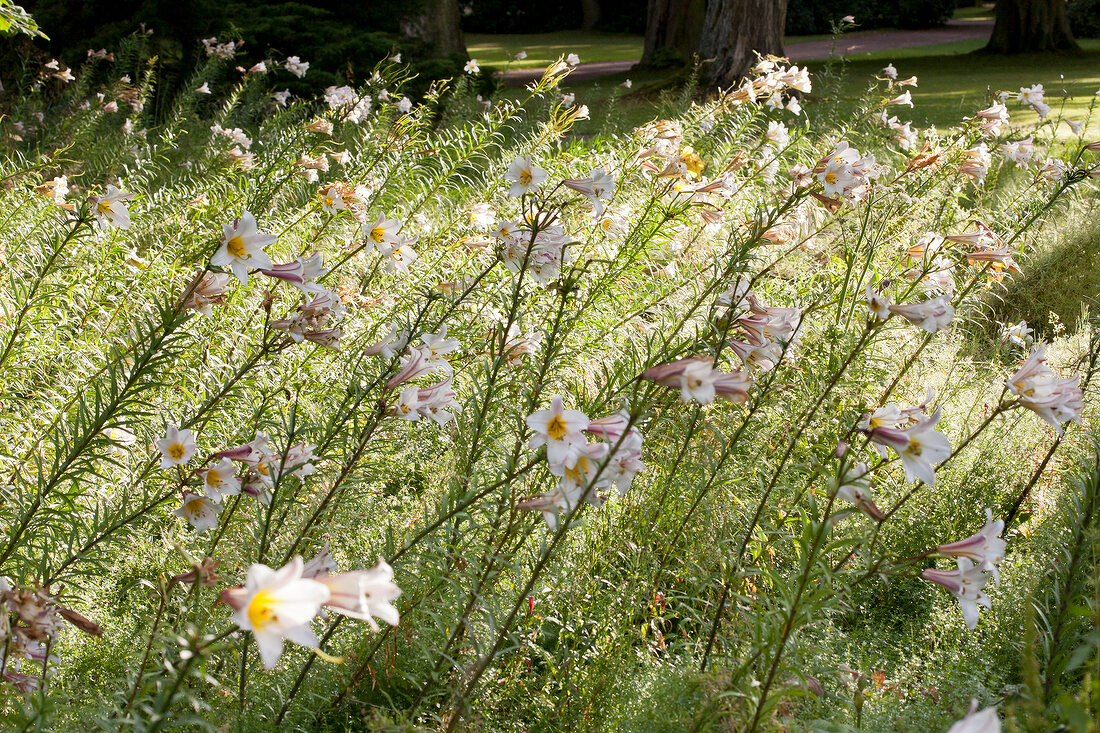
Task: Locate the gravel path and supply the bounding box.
[499,19,994,87]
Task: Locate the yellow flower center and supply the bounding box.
[227,235,247,258]
[324,196,335,208]
[185,497,205,513]
[564,456,590,484]
[520,170,533,187]
[247,589,279,630]
[206,469,221,487]
[168,443,186,460]
[825,172,837,184]
[546,415,568,440]
[97,201,113,215]
[370,226,385,243]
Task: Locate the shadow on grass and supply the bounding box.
[961,201,1100,361]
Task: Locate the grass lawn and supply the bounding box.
[953,4,996,21]
[465,4,999,70]
[808,42,1100,131]
[466,30,643,69]
[493,45,1100,137]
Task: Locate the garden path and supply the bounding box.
[499,19,995,86]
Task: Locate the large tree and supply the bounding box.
[698,0,788,88]
[642,0,788,88]
[642,0,706,64]
[399,0,467,58]
[984,0,1080,53]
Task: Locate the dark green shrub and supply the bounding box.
[785,0,955,34]
[1069,0,1100,37]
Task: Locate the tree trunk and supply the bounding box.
[581,0,601,30]
[698,0,787,88]
[642,0,707,64]
[400,0,468,58]
[984,0,1080,53]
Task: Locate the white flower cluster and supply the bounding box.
[520,398,645,529]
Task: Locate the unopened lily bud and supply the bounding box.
[834,441,848,459]
[57,606,103,637]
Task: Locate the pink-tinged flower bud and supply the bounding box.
[1085,141,1100,152]
[385,347,443,389]
[212,443,255,461]
[641,357,711,386]
[834,441,848,459]
[585,410,631,440]
[920,567,962,593]
[867,425,910,454]
[259,260,306,285]
[713,370,752,403]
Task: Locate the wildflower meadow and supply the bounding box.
[1,22,1099,733]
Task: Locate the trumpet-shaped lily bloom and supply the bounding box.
[1006,343,1083,434]
[563,168,616,216]
[505,155,548,197]
[364,323,409,360]
[921,557,992,629]
[363,215,402,248]
[888,295,955,333]
[90,185,135,229]
[285,56,309,78]
[173,491,220,533]
[937,509,1006,585]
[200,457,242,503]
[869,407,951,485]
[642,357,744,405]
[527,396,590,468]
[223,557,330,669]
[311,558,401,632]
[319,187,345,214]
[211,212,277,283]
[157,424,197,469]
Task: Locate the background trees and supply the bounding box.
[697,0,788,88]
[641,0,789,87]
[985,0,1082,53]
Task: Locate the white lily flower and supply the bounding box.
[90,185,135,229]
[505,155,548,197]
[313,558,402,632]
[224,557,329,669]
[937,508,1006,585]
[157,424,197,469]
[173,491,220,533]
[527,396,590,468]
[200,457,242,503]
[211,212,277,284]
[1006,343,1084,434]
[922,557,992,629]
[869,407,951,485]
